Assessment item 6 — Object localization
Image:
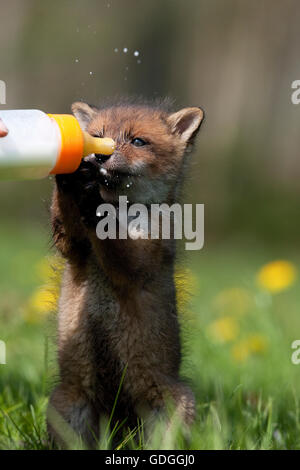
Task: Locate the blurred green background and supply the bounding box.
[1,0,300,449]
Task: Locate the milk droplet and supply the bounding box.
[137,59,141,64]
[123,47,128,53]
[75,59,79,63]
[114,48,118,53]
[89,71,93,75]
[134,51,139,57]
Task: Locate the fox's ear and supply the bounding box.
[167,107,204,145]
[71,102,98,130]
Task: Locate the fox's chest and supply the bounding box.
[88,284,164,398]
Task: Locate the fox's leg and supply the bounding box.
[137,381,195,447]
[142,381,195,433]
[47,385,99,449]
[166,382,196,427]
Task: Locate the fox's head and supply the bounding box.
[72,100,204,204]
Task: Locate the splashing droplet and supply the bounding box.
[123,47,128,53]
[89,71,93,75]
[134,51,139,57]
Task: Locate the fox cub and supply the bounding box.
[48,99,204,447]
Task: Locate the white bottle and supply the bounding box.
[0,109,115,180]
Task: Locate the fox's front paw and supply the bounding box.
[55,159,97,192]
[56,160,103,228]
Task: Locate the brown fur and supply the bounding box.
[47,100,204,448]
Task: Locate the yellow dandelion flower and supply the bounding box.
[24,285,59,324]
[30,286,58,312]
[231,333,268,363]
[247,333,268,354]
[231,340,251,362]
[175,266,198,312]
[207,316,239,343]
[24,256,65,324]
[213,287,252,316]
[36,255,64,284]
[257,260,297,293]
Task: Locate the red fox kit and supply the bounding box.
[48,99,204,447]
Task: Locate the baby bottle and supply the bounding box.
[0,109,115,179]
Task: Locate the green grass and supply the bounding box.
[1,223,300,449]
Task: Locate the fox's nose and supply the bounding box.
[95,153,112,164]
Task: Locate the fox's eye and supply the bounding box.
[132,137,147,147]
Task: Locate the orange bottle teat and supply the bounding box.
[48,114,116,174]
